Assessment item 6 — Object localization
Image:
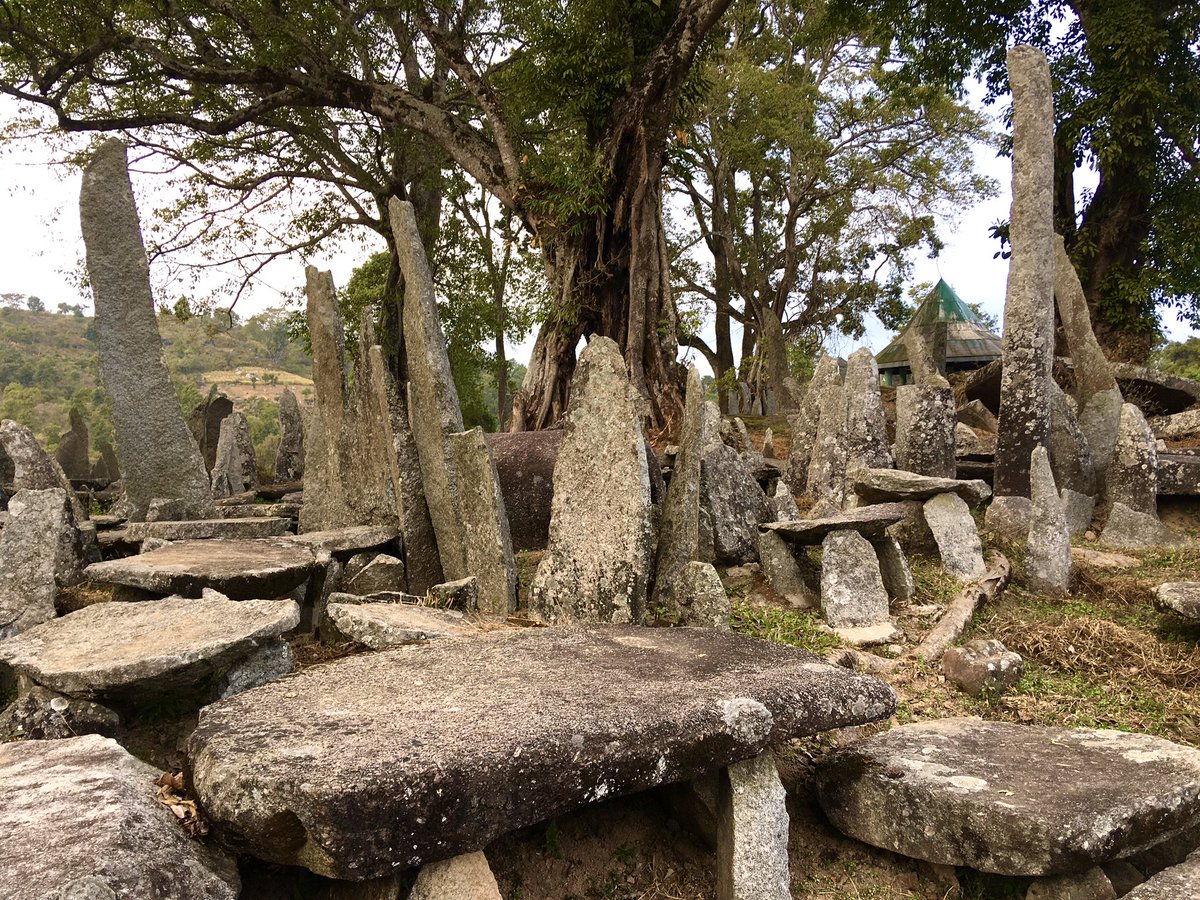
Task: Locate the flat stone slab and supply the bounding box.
[85,538,326,599]
[1157,453,1200,496]
[189,625,896,879]
[0,595,298,697]
[852,468,992,506]
[1124,848,1200,899]
[815,718,1200,876]
[0,735,240,900]
[762,503,911,545]
[1154,582,1200,619]
[126,517,292,541]
[326,601,492,649]
[288,525,398,554]
[218,503,301,519]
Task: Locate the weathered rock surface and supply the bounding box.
[126,517,292,541]
[1107,404,1160,517]
[894,383,956,478]
[342,553,406,596]
[992,46,1055,503]
[409,852,502,900]
[0,595,298,697]
[486,430,562,551]
[1027,445,1071,595]
[55,408,91,481]
[79,140,213,521]
[871,535,914,602]
[757,531,817,609]
[288,525,398,555]
[190,389,234,473]
[326,602,484,649]
[958,400,999,433]
[0,488,86,639]
[924,492,986,581]
[843,348,893,472]
[1079,388,1126,482]
[816,718,1200,876]
[530,338,653,624]
[653,365,704,614]
[1101,503,1181,549]
[1054,234,1118,415]
[943,639,1024,697]
[852,468,991,506]
[188,625,896,879]
[703,443,769,564]
[1026,869,1117,900]
[0,419,85,520]
[764,503,911,546]
[211,411,259,499]
[672,561,732,628]
[274,387,306,481]
[0,685,120,741]
[984,494,1035,536]
[429,576,481,611]
[1048,381,1097,496]
[446,427,517,615]
[0,735,240,900]
[85,538,325,599]
[787,356,840,493]
[806,372,849,508]
[820,531,890,628]
[1154,582,1200,620]
[717,752,790,900]
[1123,848,1200,899]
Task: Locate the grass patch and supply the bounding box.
[731,599,843,655]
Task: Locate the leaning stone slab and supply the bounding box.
[703,443,770,565]
[0,595,297,699]
[79,140,213,521]
[763,503,910,546]
[126,517,292,542]
[816,718,1200,876]
[924,493,986,581]
[653,365,704,613]
[1154,583,1200,620]
[0,488,87,640]
[871,535,914,603]
[188,625,896,879]
[326,602,487,649]
[717,751,790,900]
[852,468,991,506]
[820,530,890,628]
[0,735,240,900]
[1123,848,1200,899]
[85,538,325,599]
[530,337,653,624]
[757,531,817,609]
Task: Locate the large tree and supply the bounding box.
[668,0,991,411]
[826,0,1200,362]
[0,0,733,428]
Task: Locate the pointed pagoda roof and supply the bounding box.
[876,279,1002,370]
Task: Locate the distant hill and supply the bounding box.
[0,305,312,475]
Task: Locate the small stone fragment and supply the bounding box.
[409,851,502,900]
[1154,582,1200,620]
[943,639,1025,698]
[1101,503,1181,549]
[429,576,480,611]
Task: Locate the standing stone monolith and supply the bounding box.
[210,412,258,499]
[79,140,212,522]
[820,530,890,628]
[1027,445,1071,595]
[989,46,1055,533]
[1106,403,1159,517]
[925,493,987,581]
[1048,381,1097,535]
[0,488,87,639]
[844,348,893,473]
[0,419,83,521]
[189,389,235,473]
[807,374,849,512]
[274,388,305,482]
[530,337,653,624]
[653,364,703,614]
[92,439,121,484]
[54,408,90,481]
[717,752,791,900]
[446,427,517,615]
[894,381,956,479]
[391,198,470,583]
[787,355,839,493]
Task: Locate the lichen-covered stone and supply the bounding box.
[188,625,896,879]
[1123,849,1200,899]
[1101,503,1181,549]
[274,387,306,481]
[342,553,407,596]
[895,383,956,478]
[787,355,840,493]
[0,489,86,639]
[79,140,213,521]
[126,517,291,542]
[820,531,890,628]
[852,468,991,506]
[210,411,259,499]
[1107,404,1159,517]
[0,685,119,741]
[702,443,769,565]
[806,373,849,508]
[0,419,85,521]
[757,531,817,609]
[942,639,1024,697]
[673,561,731,629]
[447,427,517,615]
[924,493,986,581]
[763,503,911,546]
[1048,381,1096,496]
[844,348,893,472]
[1153,582,1200,620]
[871,535,914,602]
[1027,445,1071,595]
[717,752,790,900]
[815,718,1200,876]
[530,337,652,624]
[410,852,502,900]
[326,602,483,649]
[653,364,704,614]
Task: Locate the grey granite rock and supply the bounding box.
[188,625,896,879]
[0,735,240,900]
[486,430,562,551]
[871,535,914,602]
[852,468,991,506]
[924,493,986,581]
[530,338,653,624]
[190,389,234,474]
[787,356,840,493]
[703,444,770,565]
[1123,849,1200,899]
[1048,381,1097,496]
[0,419,85,521]
[55,408,91,481]
[1026,869,1117,900]
[1055,235,1118,414]
[1062,488,1097,538]
[1154,582,1200,619]
[274,387,306,481]
[1027,445,1071,595]
[210,411,259,499]
[764,503,911,546]
[326,602,483,649]
[815,718,1200,876]
[447,427,517,615]
[288,525,398,555]
[1101,503,1181,549]
[343,553,407,596]
[844,348,893,472]
[757,531,818,609]
[806,372,849,508]
[0,595,298,697]
[126,517,292,541]
[429,576,481,611]
[0,489,86,639]
[409,852,502,900]
[717,752,790,900]
[0,685,119,741]
[958,400,999,433]
[943,639,1025,698]
[984,495,1035,536]
[993,47,1055,504]
[895,382,956,478]
[820,531,890,628]
[1107,404,1159,517]
[79,140,212,521]
[673,561,731,629]
[217,639,295,700]
[653,365,704,613]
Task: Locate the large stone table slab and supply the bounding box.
[126,517,292,541]
[815,718,1200,876]
[0,735,240,900]
[0,595,298,698]
[852,468,992,505]
[188,625,896,879]
[762,503,910,545]
[85,538,326,599]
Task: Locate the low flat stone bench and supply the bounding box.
[762,502,910,545]
[125,517,292,542]
[325,598,501,649]
[85,538,327,600]
[188,625,896,888]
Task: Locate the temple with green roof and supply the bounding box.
[876,279,1002,385]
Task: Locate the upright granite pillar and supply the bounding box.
[273,388,305,482]
[652,364,703,615]
[787,355,839,493]
[988,46,1055,534]
[1027,445,1071,595]
[210,412,258,499]
[530,337,653,624]
[189,389,234,474]
[806,374,849,513]
[894,381,956,479]
[79,140,212,521]
[843,348,893,473]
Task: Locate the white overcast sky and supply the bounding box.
[1,91,1195,374]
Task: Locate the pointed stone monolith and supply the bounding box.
[274,388,305,482]
[1027,445,1071,595]
[210,412,258,499]
[653,364,703,614]
[787,355,839,493]
[54,408,90,481]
